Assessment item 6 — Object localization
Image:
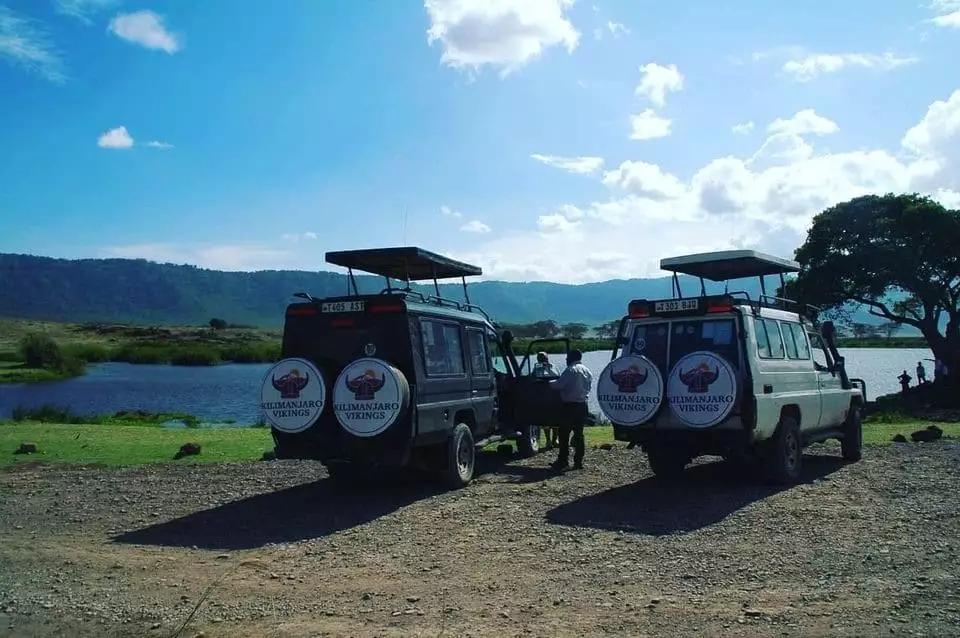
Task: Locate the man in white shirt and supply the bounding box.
[548,349,593,471]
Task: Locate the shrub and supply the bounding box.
[19,332,64,369]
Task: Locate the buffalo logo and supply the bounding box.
[610,364,648,393]
[272,368,310,399]
[678,361,719,393]
[345,368,386,400]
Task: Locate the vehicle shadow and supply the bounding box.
[545,453,847,536]
[112,450,518,551]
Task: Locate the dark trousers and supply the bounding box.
[556,401,588,466]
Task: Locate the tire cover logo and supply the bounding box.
[666,350,737,428]
[333,357,407,437]
[596,354,664,427]
[260,357,326,433]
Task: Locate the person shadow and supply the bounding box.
[545,453,847,536]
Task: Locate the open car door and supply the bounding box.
[511,338,570,427]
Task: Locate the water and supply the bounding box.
[0,348,934,425]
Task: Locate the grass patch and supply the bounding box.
[0,422,272,468]
[0,362,72,384]
[8,405,200,428]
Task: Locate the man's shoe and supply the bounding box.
[573,462,583,470]
[550,460,568,471]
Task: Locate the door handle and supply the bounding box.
[763,384,773,394]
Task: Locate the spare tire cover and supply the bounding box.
[260,357,327,433]
[332,357,411,437]
[666,350,738,428]
[596,354,664,427]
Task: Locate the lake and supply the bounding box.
[0,348,934,426]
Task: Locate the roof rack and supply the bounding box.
[322,246,489,319]
[658,249,814,316]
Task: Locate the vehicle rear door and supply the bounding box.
[465,326,497,436]
[511,338,570,427]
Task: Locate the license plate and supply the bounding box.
[320,300,366,313]
[654,299,699,313]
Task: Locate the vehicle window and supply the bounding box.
[761,319,785,358]
[754,319,772,358]
[792,324,811,359]
[668,318,739,370]
[465,329,489,376]
[488,336,509,375]
[629,321,669,376]
[420,319,465,376]
[781,322,800,359]
[808,332,830,370]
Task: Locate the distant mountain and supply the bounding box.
[0,253,902,330]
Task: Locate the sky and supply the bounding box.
[1,0,959,285]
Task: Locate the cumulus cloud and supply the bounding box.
[629,109,672,140]
[441,205,463,218]
[0,5,65,83]
[635,62,684,107]
[108,10,181,53]
[423,0,579,76]
[460,220,491,233]
[97,126,134,149]
[531,153,604,174]
[444,89,960,284]
[930,0,960,27]
[732,121,755,135]
[781,51,917,82]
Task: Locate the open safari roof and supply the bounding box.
[659,249,800,282]
[324,246,483,281]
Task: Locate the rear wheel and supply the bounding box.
[762,416,802,485]
[646,446,690,480]
[516,424,541,458]
[442,423,475,489]
[841,404,863,462]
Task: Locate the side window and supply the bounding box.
[808,332,831,370]
[487,336,509,375]
[781,322,800,359]
[793,325,811,360]
[420,319,466,376]
[466,329,490,376]
[754,318,772,358]
[761,319,785,359]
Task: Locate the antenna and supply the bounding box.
[402,204,409,245]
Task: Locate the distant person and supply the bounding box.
[532,351,558,378]
[548,349,593,471]
[916,361,927,385]
[898,370,912,393]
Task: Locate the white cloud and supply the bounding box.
[531,153,604,174]
[55,0,118,24]
[441,205,463,218]
[460,220,491,233]
[97,126,134,149]
[108,10,181,53]
[0,5,65,83]
[767,109,839,137]
[596,20,629,39]
[635,62,684,107]
[930,0,960,27]
[281,232,318,243]
[444,89,960,284]
[629,109,672,140]
[102,242,293,271]
[423,0,579,77]
[732,121,755,135]
[144,140,174,150]
[782,51,917,82]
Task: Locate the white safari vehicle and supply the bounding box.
[596,250,867,484]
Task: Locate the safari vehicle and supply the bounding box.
[597,249,866,484]
[259,246,578,488]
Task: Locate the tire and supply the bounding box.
[841,404,863,462]
[324,461,365,483]
[762,415,802,485]
[516,424,541,458]
[646,446,690,480]
[442,423,475,489]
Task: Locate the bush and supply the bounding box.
[19,332,64,369]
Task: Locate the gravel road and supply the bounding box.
[1,439,959,638]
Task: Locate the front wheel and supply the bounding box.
[762,416,802,485]
[442,423,475,489]
[516,424,541,458]
[841,405,863,462]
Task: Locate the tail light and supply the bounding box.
[707,296,733,313]
[628,300,650,318]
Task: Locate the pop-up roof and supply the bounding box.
[325,246,483,281]
[659,249,800,282]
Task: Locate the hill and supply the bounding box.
[0,252,905,330]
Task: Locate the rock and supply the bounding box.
[911,425,944,443]
[173,443,201,460]
[406,596,420,603]
[14,442,38,455]
[892,434,908,443]
[744,608,762,617]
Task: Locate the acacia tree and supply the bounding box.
[790,192,960,378]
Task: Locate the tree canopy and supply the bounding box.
[790,192,960,367]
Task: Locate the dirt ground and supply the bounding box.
[1,440,959,638]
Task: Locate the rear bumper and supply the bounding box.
[271,417,416,467]
[613,424,754,455]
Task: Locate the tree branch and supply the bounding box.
[854,296,922,329]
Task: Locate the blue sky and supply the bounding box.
[1,0,959,283]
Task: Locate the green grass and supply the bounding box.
[0,419,955,469]
[0,362,73,384]
[9,405,202,428]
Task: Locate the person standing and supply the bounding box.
[916,361,927,385]
[548,349,593,471]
